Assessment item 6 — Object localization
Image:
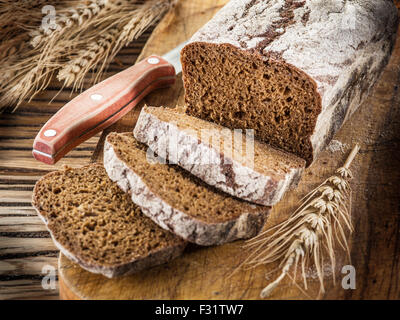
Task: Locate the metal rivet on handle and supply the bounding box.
[147,57,160,65]
[90,94,103,101]
[44,129,57,137]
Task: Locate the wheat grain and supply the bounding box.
[0,1,46,43]
[114,0,174,51]
[110,0,177,61]
[243,145,360,298]
[30,0,108,48]
[0,0,175,112]
[58,0,176,91]
[0,30,79,109]
[57,27,120,90]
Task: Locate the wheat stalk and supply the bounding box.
[57,0,175,91]
[0,26,88,108]
[0,0,175,112]
[0,36,28,61]
[0,0,66,91]
[29,0,108,48]
[57,27,120,90]
[0,0,58,9]
[0,1,47,43]
[243,144,360,298]
[112,0,175,54]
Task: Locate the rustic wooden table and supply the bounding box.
[1,0,400,300]
[0,30,153,299]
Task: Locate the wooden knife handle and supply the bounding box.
[32,55,176,165]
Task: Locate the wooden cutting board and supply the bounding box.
[58,0,400,300]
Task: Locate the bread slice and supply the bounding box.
[181,0,398,165]
[104,132,269,246]
[32,164,186,278]
[133,106,305,206]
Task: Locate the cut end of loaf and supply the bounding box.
[32,164,186,278]
[134,106,305,206]
[181,42,322,165]
[105,132,267,223]
[104,132,270,245]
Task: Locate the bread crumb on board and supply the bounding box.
[327,140,349,153]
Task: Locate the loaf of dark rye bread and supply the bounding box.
[32,164,186,278]
[134,106,305,206]
[181,0,398,165]
[104,132,270,246]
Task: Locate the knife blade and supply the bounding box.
[32,41,188,165]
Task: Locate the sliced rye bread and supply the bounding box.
[32,164,186,278]
[104,132,270,246]
[181,0,398,165]
[133,106,305,206]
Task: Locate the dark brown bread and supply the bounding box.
[134,106,305,206]
[104,132,270,246]
[32,164,186,278]
[181,0,398,165]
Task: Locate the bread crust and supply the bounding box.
[134,106,304,206]
[32,165,186,278]
[182,0,399,162]
[104,138,269,246]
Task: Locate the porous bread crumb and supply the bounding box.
[32,164,186,277]
[182,42,320,165]
[104,132,270,245]
[134,106,306,206]
[106,132,268,224]
[181,0,398,166]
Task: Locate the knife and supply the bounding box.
[32,41,187,165]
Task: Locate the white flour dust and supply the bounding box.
[327,140,348,153]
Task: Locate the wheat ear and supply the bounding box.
[58,0,175,91]
[244,145,360,298]
[30,0,108,48]
[112,0,176,55]
[0,0,175,112]
[57,27,120,91]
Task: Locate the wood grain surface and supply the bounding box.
[58,0,400,300]
[1,0,399,300]
[0,28,154,299]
